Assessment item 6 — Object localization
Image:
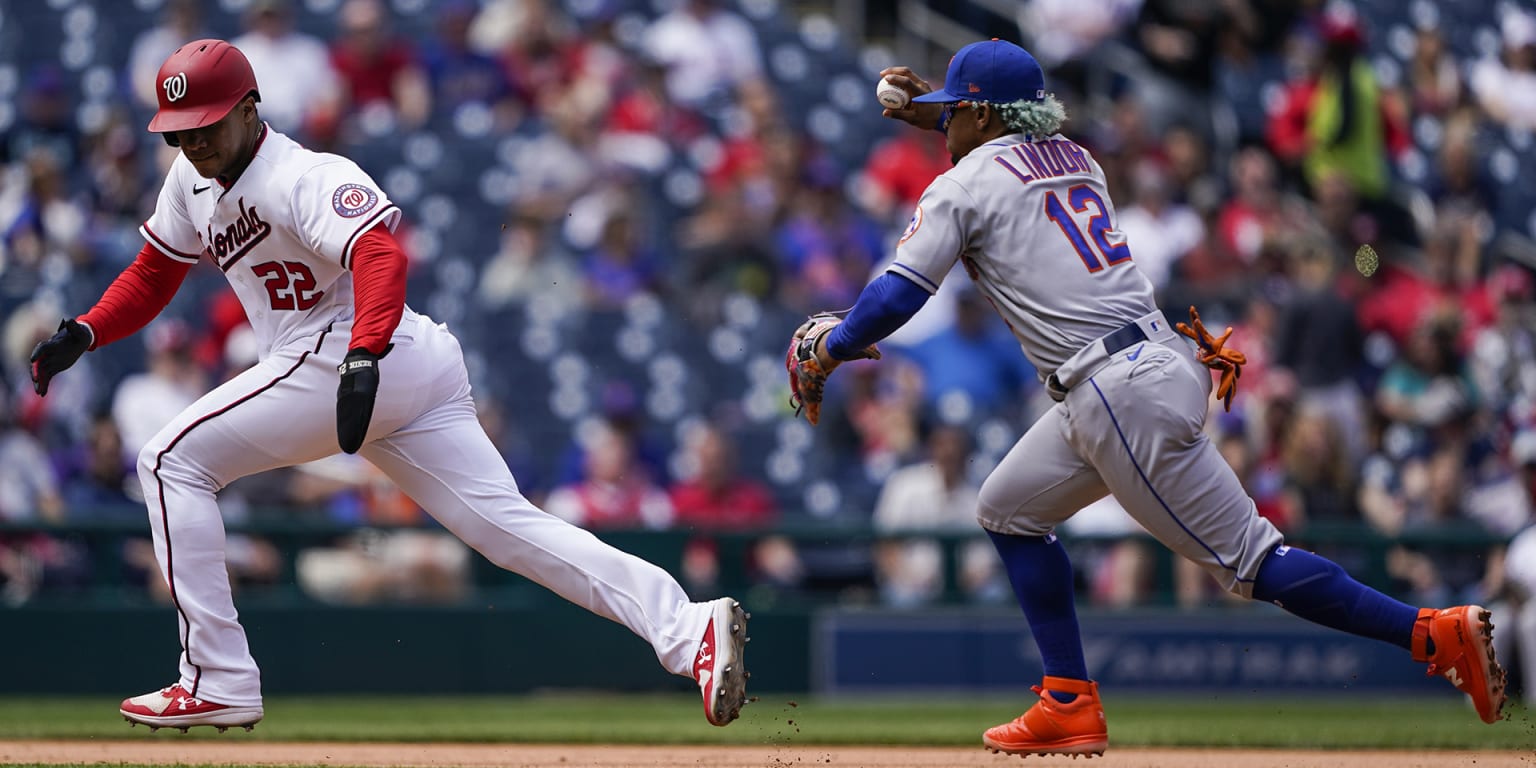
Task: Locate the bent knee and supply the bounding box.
[138,439,220,493]
[136,440,164,482]
[975,491,1052,536]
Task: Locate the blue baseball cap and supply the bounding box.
[912,39,1046,104]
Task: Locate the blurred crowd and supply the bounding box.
[0,0,1534,696]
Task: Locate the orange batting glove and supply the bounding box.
[1176,305,1247,412]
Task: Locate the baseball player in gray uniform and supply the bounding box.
[28,39,748,731]
[786,39,1507,757]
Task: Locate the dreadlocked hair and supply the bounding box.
[986,93,1067,137]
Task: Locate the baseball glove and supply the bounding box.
[1175,305,1247,412]
[786,311,881,426]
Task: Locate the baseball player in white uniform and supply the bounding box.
[787,39,1508,757]
[28,39,749,731]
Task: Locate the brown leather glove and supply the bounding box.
[1175,305,1247,412]
[785,311,880,426]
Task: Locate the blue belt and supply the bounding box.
[1044,320,1149,402]
[1100,321,1148,355]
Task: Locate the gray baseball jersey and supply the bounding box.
[890,133,1156,377]
[888,132,1281,595]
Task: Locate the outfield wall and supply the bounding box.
[7,603,1452,698]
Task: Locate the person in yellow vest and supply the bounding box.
[1266,10,1413,241]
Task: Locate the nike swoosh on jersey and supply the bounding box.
[1126,344,1143,361]
[193,185,210,194]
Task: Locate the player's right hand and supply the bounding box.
[877,66,943,131]
[336,347,381,454]
[29,318,92,397]
[1175,306,1247,412]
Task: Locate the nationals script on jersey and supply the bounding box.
[891,133,1157,376]
[140,124,405,358]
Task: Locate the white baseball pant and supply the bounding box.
[137,313,710,706]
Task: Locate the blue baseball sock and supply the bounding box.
[1252,544,1418,650]
[987,530,1088,703]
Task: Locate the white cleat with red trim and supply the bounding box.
[120,684,263,731]
[694,597,750,726]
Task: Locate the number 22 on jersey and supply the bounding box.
[1044,184,1132,273]
[251,260,324,310]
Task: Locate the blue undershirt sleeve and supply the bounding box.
[825,271,931,360]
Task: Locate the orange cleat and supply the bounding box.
[983,676,1108,758]
[1411,605,1508,724]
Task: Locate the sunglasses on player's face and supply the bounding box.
[936,100,976,134]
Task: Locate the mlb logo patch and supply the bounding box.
[332,183,378,218]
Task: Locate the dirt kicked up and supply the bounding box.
[2,741,1532,768]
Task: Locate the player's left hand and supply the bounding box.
[336,347,381,454]
[1175,305,1247,412]
[786,311,881,426]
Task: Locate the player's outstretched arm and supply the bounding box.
[877,66,944,131]
[785,272,929,425]
[30,243,194,396]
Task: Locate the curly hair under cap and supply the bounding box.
[986,93,1068,137]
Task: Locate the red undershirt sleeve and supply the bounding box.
[77,243,194,350]
[347,224,407,355]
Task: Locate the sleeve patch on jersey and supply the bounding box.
[332,183,379,218]
[898,205,923,245]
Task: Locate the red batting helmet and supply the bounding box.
[147,39,260,138]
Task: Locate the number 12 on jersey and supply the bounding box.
[1044,184,1132,273]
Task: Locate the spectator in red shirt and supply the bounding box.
[1356,213,1496,350]
[853,129,951,225]
[603,55,709,172]
[669,422,777,531]
[1215,147,1290,267]
[545,422,674,530]
[330,0,431,130]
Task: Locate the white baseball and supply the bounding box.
[876,78,909,110]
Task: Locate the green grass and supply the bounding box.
[0,694,1530,750]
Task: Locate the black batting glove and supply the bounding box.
[336,347,381,454]
[30,319,92,396]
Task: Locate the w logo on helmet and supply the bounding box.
[163,71,188,103]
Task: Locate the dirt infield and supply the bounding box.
[2,741,1532,767]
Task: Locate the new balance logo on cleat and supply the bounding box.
[1411,605,1508,724]
[984,676,1108,758]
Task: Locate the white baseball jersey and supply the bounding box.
[140,125,404,359]
[125,124,717,706]
[887,131,1282,598]
[889,132,1157,377]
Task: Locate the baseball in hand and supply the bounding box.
[876,78,909,109]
